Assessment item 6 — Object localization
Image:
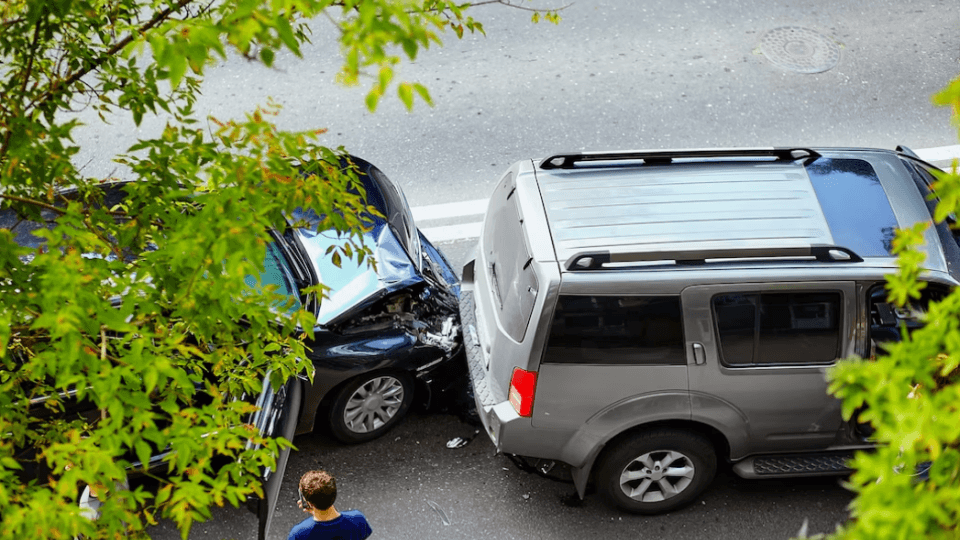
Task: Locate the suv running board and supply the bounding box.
[732,451,855,479]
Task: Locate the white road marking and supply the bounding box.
[416,145,960,243]
[915,144,960,163]
[420,222,484,243]
[411,199,487,221]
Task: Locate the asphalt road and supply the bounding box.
[70,0,960,538]
[151,402,856,540]
[73,0,960,208]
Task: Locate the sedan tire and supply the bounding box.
[597,429,716,514]
[329,372,414,444]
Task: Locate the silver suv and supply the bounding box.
[459,147,959,514]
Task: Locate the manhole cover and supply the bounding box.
[759,26,840,73]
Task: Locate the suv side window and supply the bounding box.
[544,295,684,365]
[713,291,841,366]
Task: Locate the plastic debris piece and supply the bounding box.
[426,500,451,526]
[446,437,468,449]
[445,429,479,449]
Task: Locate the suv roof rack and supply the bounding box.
[895,145,920,159]
[565,245,863,271]
[539,147,822,170]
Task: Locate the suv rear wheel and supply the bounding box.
[597,429,716,514]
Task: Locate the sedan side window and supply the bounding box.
[244,242,303,314]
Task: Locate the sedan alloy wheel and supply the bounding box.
[330,372,413,443]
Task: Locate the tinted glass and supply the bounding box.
[0,207,55,249]
[806,158,898,257]
[244,242,302,314]
[713,293,757,365]
[903,159,959,225]
[483,172,538,342]
[757,292,840,364]
[545,295,685,365]
[714,291,841,366]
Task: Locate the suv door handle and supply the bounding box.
[692,343,706,365]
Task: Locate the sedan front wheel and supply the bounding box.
[329,372,413,444]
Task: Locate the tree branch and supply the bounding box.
[432,0,572,14]
[0,16,43,162]
[0,193,69,215]
[26,0,196,118]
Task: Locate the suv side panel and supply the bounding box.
[682,282,857,459]
[534,365,689,431]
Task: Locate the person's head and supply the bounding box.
[299,470,337,511]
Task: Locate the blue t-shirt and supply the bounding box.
[287,510,373,540]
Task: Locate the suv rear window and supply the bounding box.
[713,291,841,366]
[483,173,538,342]
[544,295,685,365]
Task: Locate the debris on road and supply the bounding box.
[426,500,451,526]
[445,429,479,449]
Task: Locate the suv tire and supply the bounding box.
[329,372,413,444]
[597,429,716,514]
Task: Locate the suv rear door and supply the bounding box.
[682,282,856,457]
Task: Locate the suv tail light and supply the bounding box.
[508,367,538,417]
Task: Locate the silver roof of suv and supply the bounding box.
[531,148,952,276]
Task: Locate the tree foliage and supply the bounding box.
[825,75,960,539]
[0,1,558,538]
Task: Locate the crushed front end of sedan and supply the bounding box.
[288,156,464,443]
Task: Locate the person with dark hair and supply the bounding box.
[287,470,373,540]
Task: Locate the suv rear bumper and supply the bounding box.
[460,289,509,446]
[460,289,552,456]
[460,290,591,465]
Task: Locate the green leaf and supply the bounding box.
[144,367,159,394]
[364,91,379,112]
[397,83,414,111]
[413,83,433,106]
[0,457,22,470]
[168,55,187,89]
[260,48,275,67]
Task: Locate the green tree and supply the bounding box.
[825,75,960,539]
[0,1,558,538]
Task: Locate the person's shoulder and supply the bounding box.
[340,510,373,538]
[286,517,317,540]
[340,509,368,520]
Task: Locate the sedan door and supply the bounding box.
[244,375,303,540]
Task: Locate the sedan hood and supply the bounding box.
[289,156,433,328]
[293,223,424,327]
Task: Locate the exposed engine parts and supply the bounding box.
[336,283,462,353]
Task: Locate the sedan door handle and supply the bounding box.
[692,343,706,365]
